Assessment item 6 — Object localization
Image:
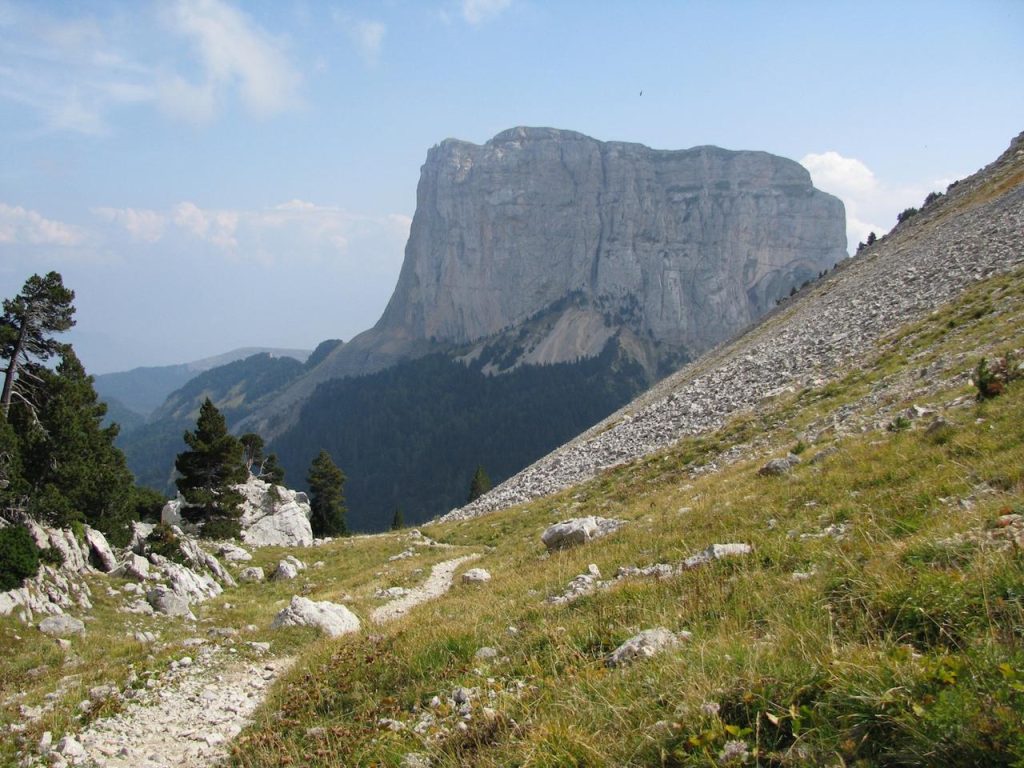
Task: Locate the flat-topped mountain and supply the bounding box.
[241,127,846,439]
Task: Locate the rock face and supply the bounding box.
[377,126,845,357]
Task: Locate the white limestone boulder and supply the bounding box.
[235,477,314,548]
[607,628,691,667]
[541,516,625,551]
[271,596,360,638]
[83,526,118,572]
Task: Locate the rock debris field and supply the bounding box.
[444,135,1024,523]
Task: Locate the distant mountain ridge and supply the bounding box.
[94,347,311,418]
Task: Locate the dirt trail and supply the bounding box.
[61,553,479,767]
[371,553,480,623]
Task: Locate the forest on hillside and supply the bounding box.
[271,341,647,530]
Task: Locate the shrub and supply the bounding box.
[974,352,1021,400]
[145,523,186,563]
[897,207,919,224]
[199,516,242,541]
[0,524,40,591]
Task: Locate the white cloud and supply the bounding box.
[92,206,167,242]
[462,0,513,24]
[0,203,84,245]
[350,20,385,66]
[173,201,238,249]
[164,0,301,119]
[801,151,951,253]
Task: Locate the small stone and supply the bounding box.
[474,646,499,660]
[461,568,491,584]
[607,628,690,667]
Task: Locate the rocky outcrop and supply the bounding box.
[445,132,1024,522]
[236,477,314,548]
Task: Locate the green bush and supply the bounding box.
[0,524,40,591]
[145,523,186,563]
[199,516,242,541]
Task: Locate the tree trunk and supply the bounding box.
[1,325,25,419]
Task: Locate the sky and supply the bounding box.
[1,1,1022,374]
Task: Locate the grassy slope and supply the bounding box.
[2,271,1022,764]
[225,267,1023,765]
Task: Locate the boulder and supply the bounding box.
[157,559,223,602]
[461,568,492,584]
[242,500,313,548]
[758,454,801,477]
[128,521,155,554]
[236,477,314,547]
[541,516,625,550]
[239,567,265,583]
[178,538,236,587]
[272,561,299,581]
[607,628,690,667]
[271,596,360,637]
[113,553,151,581]
[83,526,117,572]
[38,615,85,637]
[146,585,193,618]
[161,496,185,527]
[217,542,252,562]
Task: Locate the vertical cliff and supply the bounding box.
[376,126,846,355]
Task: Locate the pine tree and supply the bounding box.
[175,399,246,539]
[262,453,285,485]
[390,506,404,530]
[1,272,75,419]
[306,450,346,537]
[239,433,265,473]
[467,465,492,503]
[12,349,136,543]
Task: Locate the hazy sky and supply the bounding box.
[2,1,1022,374]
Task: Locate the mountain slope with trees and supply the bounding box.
[270,339,647,530]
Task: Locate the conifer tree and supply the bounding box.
[306,450,346,537]
[11,348,135,543]
[1,272,75,419]
[467,465,492,503]
[390,506,404,530]
[261,453,285,485]
[175,399,246,538]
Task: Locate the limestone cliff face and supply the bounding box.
[375,126,846,355]
[240,127,846,438]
